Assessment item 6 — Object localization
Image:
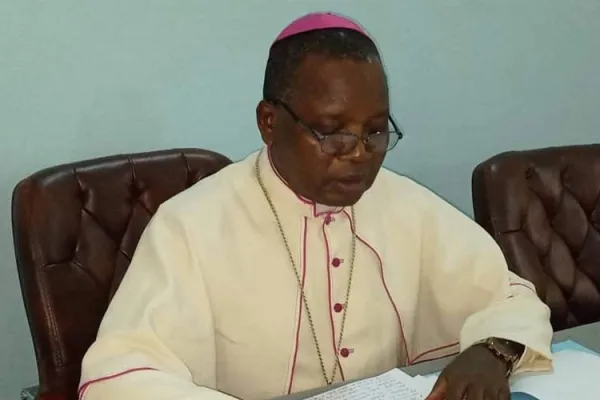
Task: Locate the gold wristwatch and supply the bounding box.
[478,337,524,377]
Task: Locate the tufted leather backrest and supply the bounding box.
[472,144,600,331]
[12,149,232,400]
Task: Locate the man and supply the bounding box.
[79,12,552,400]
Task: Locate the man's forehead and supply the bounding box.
[293,57,388,112]
[272,12,368,45]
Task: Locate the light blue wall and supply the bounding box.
[1,0,599,397]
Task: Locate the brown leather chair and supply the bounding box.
[12,149,232,400]
[472,144,600,331]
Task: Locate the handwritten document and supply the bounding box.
[306,348,600,400]
[305,369,425,400]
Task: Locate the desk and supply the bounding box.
[277,321,600,400]
[20,322,600,400]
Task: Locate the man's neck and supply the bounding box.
[267,148,343,214]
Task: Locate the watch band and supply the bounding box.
[478,337,523,377]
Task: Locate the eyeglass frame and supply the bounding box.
[266,98,404,155]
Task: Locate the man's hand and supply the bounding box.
[425,344,510,400]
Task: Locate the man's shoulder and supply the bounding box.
[370,167,434,203]
[373,168,483,234]
[158,152,256,221]
[366,167,462,222]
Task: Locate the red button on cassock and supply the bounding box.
[340,348,350,358]
[332,258,341,267]
[333,303,344,313]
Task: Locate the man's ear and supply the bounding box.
[256,100,277,146]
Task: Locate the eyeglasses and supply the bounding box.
[269,98,404,156]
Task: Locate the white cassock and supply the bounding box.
[79,148,553,400]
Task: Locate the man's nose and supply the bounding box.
[344,128,371,161]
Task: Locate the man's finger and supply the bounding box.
[424,375,447,400]
[494,386,511,400]
[462,384,485,400]
[445,382,470,400]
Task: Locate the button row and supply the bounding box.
[329,250,350,357]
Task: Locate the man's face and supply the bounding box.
[258,54,389,207]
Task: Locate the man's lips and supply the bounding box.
[337,175,364,183]
[331,175,368,192]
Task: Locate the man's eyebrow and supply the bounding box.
[311,107,389,120]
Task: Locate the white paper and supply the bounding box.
[305,369,426,400]
[509,349,600,399]
[409,374,438,395]
[306,349,600,400]
[412,349,600,399]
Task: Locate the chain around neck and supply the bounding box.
[254,150,358,386]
